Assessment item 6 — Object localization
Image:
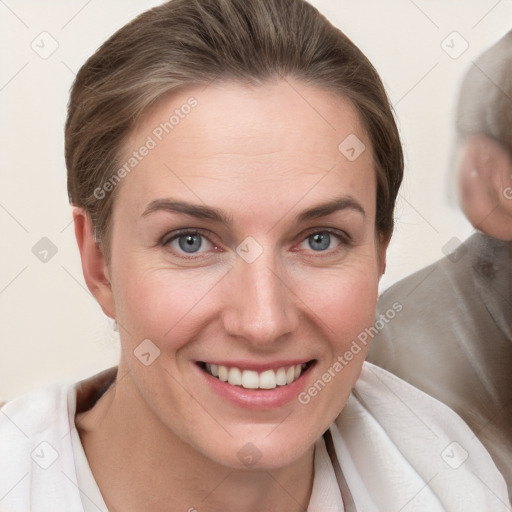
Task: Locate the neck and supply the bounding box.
[76,365,315,512]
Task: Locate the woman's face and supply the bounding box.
[104,79,385,469]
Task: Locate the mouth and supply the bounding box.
[197,360,315,390]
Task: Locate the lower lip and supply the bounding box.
[196,362,315,410]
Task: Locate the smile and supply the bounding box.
[198,361,314,390]
[196,360,316,409]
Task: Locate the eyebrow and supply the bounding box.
[141,196,366,225]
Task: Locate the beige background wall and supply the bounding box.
[1,0,510,400]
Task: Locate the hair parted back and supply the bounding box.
[65,0,403,262]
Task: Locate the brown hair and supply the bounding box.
[456,30,512,155]
[65,0,403,262]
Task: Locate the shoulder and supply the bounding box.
[379,255,454,311]
[328,362,511,511]
[352,361,478,432]
[367,234,484,367]
[377,232,492,312]
[0,381,84,511]
[1,382,69,435]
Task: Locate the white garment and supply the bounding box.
[368,232,512,497]
[0,362,509,511]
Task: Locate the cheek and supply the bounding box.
[112,258,229,349]
[296,264,379,344]
[293,265,379,426]
[297,264,378,373]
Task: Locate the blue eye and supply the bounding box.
[178,233,202,253]
[308,232,331,251]
[165,231,213,255]
[163,228,347,260]
[298,230,345,253]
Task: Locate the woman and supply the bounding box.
[0,0,509,510]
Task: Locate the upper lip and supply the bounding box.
[197,359,314,372]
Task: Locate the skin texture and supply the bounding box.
[457,135,512,241]
[74,79,387,512]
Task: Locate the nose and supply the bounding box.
[220,253,300,348]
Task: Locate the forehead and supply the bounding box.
[115,79,376,222]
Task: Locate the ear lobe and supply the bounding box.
[457,136,512,241]
[72,207,116,319]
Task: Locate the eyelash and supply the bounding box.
[161,228,352,260]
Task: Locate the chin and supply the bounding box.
[203,427,317,471]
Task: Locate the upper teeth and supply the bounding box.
[206,363,306,390]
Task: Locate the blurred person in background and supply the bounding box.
[368,30,512,499]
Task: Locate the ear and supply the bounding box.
[72,207,116,319]
[457,135,512,241]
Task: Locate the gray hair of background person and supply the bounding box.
[456,30,512,154]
